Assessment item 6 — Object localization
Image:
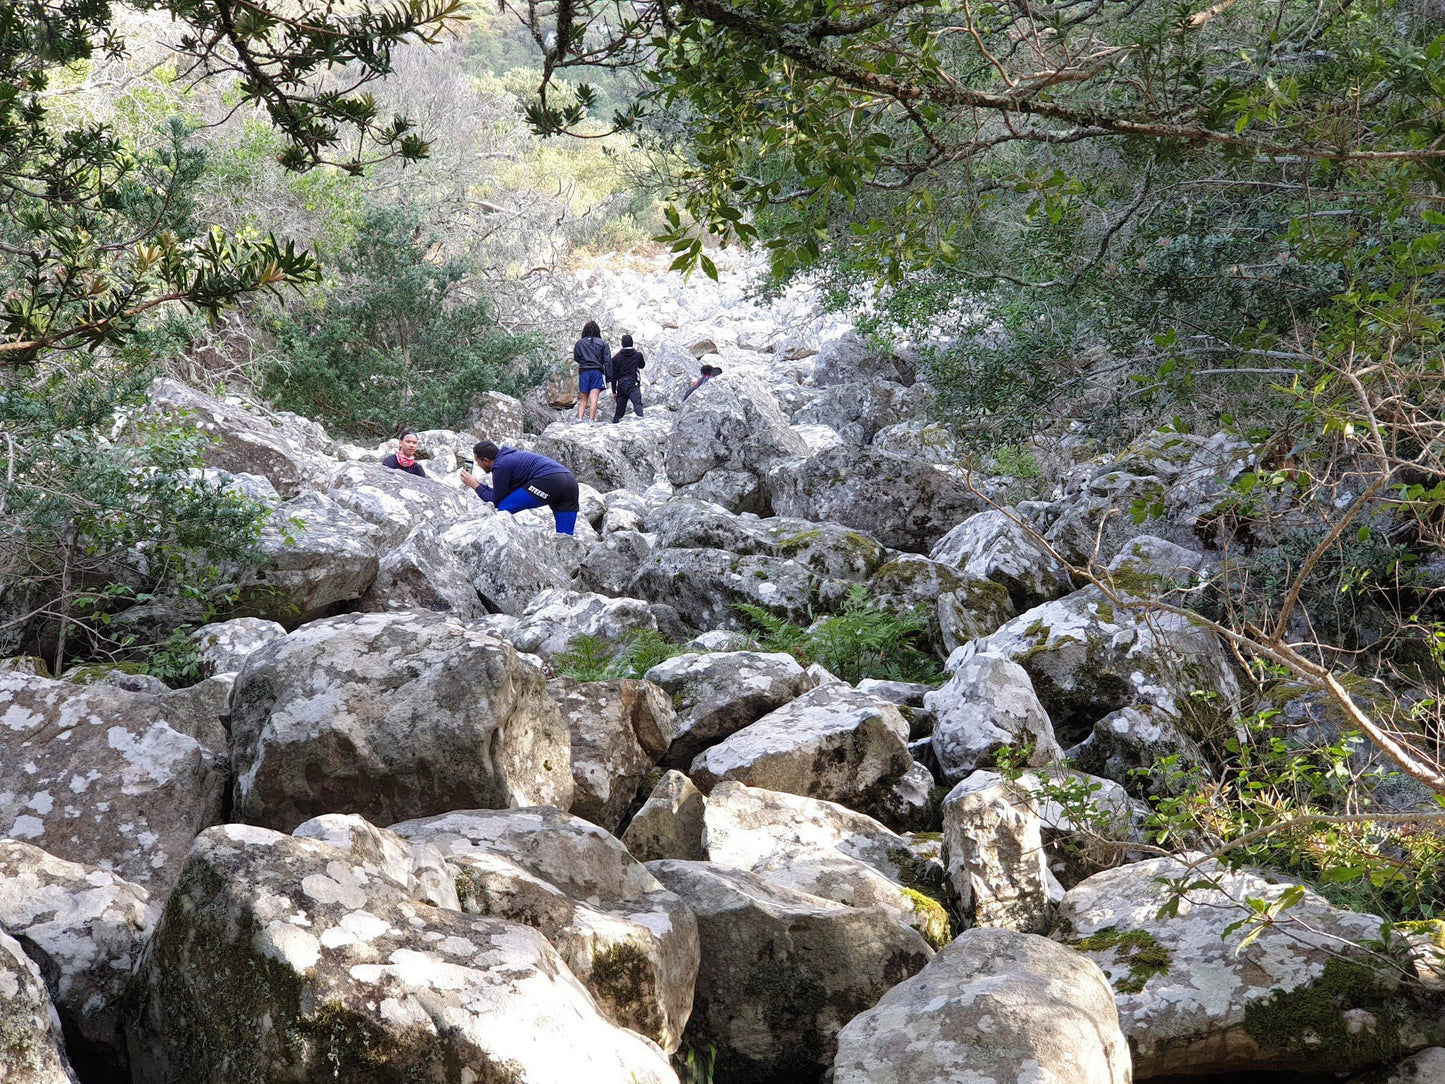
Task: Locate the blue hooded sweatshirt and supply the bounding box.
[474,446,571,505]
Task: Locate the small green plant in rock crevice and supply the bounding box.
[735,585,942,684]
[550,630,687,682]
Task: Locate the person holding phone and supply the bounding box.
[460,440,580,535]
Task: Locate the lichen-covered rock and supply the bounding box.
[509,589,659,661]
[363,520,490,617]
[930,507,1072,609]
[665,373,808,513]
[1348,1047,1445,1084]
[533,416,671,493]
[464,389,526,441]
[688,684,913,818]
[871,419,958,462]
[630,547,817,630]
[767,444,984,553]
[621,771,708,862]
[189,616,287,676]
[1056,856,1440,1077]
[704,781,949,948]
[0,672,228,894]
[229,611,572,831]
[648,859,931,1083]
[0,928,79,1084]
[548,677,677,832]
[391,807,699,1054]
[811,332,916,388]
[146,378,333,499]
[960,585,1241,747]
[239,492,381,624]
[925,653,1062,782]
[832,927,1130,1084]
[644,651,813,767]
[291,813,461,910]
[867,554,1015,655]
[1107,533,1208,582]
[443,511,580,615]
[790,382,930,445]
[0,842,153,1078]
[941,771,1053,933]
[127,823,677,1084]
[1070,703,1211,798]
[326,460,479,549]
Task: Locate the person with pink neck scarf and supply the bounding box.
[382,429,427,477]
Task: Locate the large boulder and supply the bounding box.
[0,672,228,894]
[363,520,490,617]
[925,652,1062,782]
[941,771,1054,933]
[644,651,813,767]
[630,547,816,630]
[767,445,984,553]
[867,554,1015,655]
[443,511,580,615]
[790,382,929,445]
[688,684,913,818]
[549,677,676,832]
[930,507,1072,610]
[960,585,1241,747]
[533,416,671,492]
[704,782,950,948]
[811,332,916,388]
[621,771,708,862]
[508,589,659,661]
[188,616,287,676]
[464,389,526,440]
[291,813,462,910]
[239,492,380,624]
[1,928,79,1084]
[147,378,332,499]
[392,808,699,1054]
[832,927,1130,1084]
[648,859,932,1083]
[127,823,677,1084]
[228,611,572,831]
[326,460,479,549]
[1056,856,1440,1077]
[0,842,152,1079]
[665,372,808,512]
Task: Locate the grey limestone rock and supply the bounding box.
[127,823,677,1084]
[189,616,287,676]
[645,650,813,767]
[533,415,671,493]
[621,770,708,862]
[832,927,1130,1084]
[925,652,1062,782]
[391,807,699,1054]
[941,770,1054,933]
[647,859,932,1083]
[688,683,913,819]
[930,507,1072,610]
[0,672,228,894]
[0,928,79,1084]
[228,611,572,831]
[0,842,154,1078]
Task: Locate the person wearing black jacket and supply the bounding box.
[609,334,646,422]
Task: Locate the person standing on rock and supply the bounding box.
[461,439,581,535]
[609,334,646,422]
[574,320,612,424]
[382,429,427,477]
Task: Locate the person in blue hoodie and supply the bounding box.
[460,440,580,535]
[573,319,612,424]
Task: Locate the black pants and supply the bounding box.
[612,380,644,422]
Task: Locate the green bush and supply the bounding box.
[261,206,545,440]
[736,586,942,684]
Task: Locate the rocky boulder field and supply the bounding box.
[3,256,1443,1083]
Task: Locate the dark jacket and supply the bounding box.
[382,453,426,478]
[474,446,571,505]
[574,336,612,373]
[609,347,645,388]
[682,373,717,402]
